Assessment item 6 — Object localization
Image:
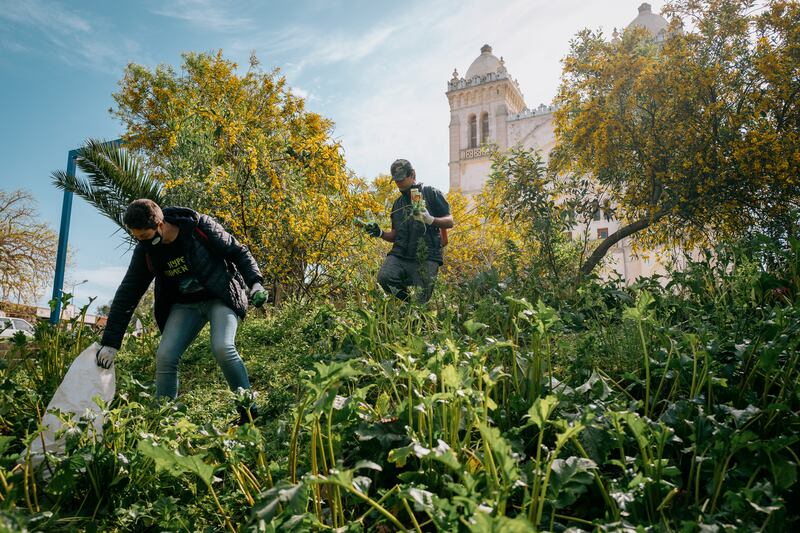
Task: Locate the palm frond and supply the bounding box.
[51,139,168,235]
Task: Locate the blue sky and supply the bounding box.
[0,0,655,311]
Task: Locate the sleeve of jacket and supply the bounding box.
[424,186,451,217]
[100,246,154,349]
[198,215,263,287]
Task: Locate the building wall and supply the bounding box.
[508,111,557,156]
[445,57,676,284]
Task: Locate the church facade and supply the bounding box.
[445,3,674,283]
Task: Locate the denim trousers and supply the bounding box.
[377,255,440,303]
[155,299,251,399]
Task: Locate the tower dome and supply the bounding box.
[465,44,502,79]
[627,3,668,37]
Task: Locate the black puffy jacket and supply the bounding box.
[101,207,263,349]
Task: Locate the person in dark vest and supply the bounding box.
[363,159,454,302]
[95,199,267,424]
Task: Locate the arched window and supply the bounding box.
[480,112,489,144]
[468,115,477,148]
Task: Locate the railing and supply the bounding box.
[460,146,491,160]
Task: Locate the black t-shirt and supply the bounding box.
[149,229,212,303]
[388,183,450,265]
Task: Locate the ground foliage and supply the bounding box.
[0,235,798,532]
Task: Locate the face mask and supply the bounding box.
[140,230,162,246]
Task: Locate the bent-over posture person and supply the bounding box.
[96,199,267,424]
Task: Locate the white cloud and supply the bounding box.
[0,0,91,33]
[228,18,406,76]
[315,0,657,190]
[72,266,129,290]
[62,265,128,310]
[152,0,254,32]
[0,0,141,74]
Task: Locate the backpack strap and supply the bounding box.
[421,185,449,246]
[194,226,210,242]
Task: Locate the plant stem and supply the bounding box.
[401,497,423,533]
[206,481,236,533]
[637,321,650,418]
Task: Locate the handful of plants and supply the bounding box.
[410,187,425,215]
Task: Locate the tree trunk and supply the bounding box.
[579,210,668,276]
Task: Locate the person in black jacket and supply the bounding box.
[363,159,454,302]
[96,199,267,423]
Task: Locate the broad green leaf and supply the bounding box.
[478,423,520,486]
[375,391,391,417]
[137,439,214,485]
[388,443,415,467]
[525,395,558,429]
[403,487,435,512]
[464,319,488,336]
[354,460,382,472]
[555,422,585,449]
[471,512,536,532]
[0,436,14,457]
[441,365,459,389]
[251,480,307,523]
[548,456,597,508]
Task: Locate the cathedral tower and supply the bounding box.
[446,45,526,195]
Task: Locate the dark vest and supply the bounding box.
[388,185,444,265]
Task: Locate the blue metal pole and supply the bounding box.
[49,149,80,324]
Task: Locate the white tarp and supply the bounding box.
[21,342,116,467]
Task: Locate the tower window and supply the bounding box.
[468,114,477,148]
[480,112,489,144]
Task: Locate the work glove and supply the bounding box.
[364,222,382,238]
[250,283,268,308]
[413,208,434,225]
[96,346,118,369]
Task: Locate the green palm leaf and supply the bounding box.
[51,139,168,235]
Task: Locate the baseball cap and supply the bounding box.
[390,159,414,181]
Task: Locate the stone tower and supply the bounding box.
[446,45,525,195]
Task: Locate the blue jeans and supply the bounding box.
[155,299,251,399]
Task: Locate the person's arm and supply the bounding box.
[422,187,455,229]
[198,215,263,288]
[100,246,154,349]
[430,214,454,229]
[379,229,397,242]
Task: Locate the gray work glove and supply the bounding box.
[250,283,268,308]
[96,346,118,369]
[413,208,434,225]
[364,222,382,238]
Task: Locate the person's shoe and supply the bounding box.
[236,405,259,426]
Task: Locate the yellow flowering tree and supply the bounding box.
[112,51,377,300]
[442,184,532,284]
[551,0,800,276]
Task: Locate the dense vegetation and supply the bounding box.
[10,2,800,530]
[1,236,798,532]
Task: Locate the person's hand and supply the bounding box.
[365,222,382,238]
[250,283,268,308]
[96,346,118,369]
[413,208,434,225]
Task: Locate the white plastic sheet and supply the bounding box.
[22,342,116,467]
